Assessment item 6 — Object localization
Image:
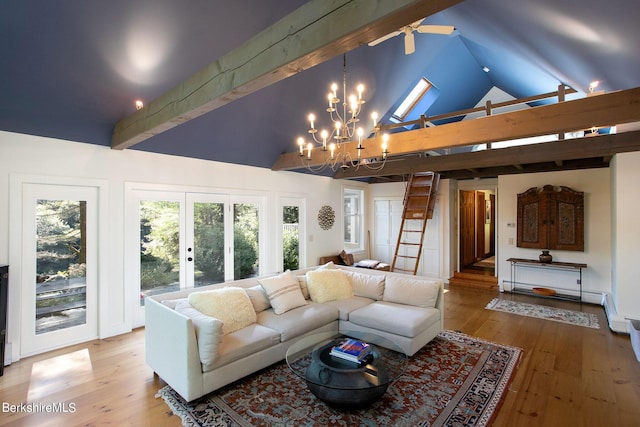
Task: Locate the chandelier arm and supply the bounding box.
[298,52,388,173]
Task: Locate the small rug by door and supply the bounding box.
[486,298,600,329]
[156,330,522,427]
[473,256,495,268]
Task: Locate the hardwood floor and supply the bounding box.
[1,286,638,426]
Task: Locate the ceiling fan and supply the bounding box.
[368,19,455,55]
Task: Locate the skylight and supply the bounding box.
[392,78,432,121]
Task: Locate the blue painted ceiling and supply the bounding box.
[2,0,639,172]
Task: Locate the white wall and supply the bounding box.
[611,152,640,328]
[497,169,611,304]
[0,131,350,360]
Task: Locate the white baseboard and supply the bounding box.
[4,342,11,366]
[603,293,629,333]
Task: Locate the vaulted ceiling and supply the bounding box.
[2,0,640,181]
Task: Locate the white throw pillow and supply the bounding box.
[383,275,440,308]
[344,271,385,300]
[188,287,257,335]
[306,269,354,303]
[160,297,187,309]
[245,285,271,313]
[319,261,338,269]
[258,271,308,314]
[175,301,223,366]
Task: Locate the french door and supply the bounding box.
[20,184,99,356]
[129,189,263,327]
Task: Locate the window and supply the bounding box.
[344,188,364,250]
[391,77,432,122]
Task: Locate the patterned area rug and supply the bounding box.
[486,298,600,329]
[156,331,522,427]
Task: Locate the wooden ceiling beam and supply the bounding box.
[332,130,640,179]
[111,0,463,150]
[272,87,640,171]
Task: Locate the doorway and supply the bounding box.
[459,189,495,276]
[127,188,264,327]
[20,183,99,356]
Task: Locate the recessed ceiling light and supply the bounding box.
[482,66,490,73]
[135,100,144,110]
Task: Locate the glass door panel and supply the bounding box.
[282,205,300,271]
[233,203,259,280]
[35,200,88,334]
[192,201,226,287]
[139,200,181,305]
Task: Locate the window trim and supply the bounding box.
[391,77,432,122]
[343,187,365,252]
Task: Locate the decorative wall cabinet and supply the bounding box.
[517,185,584,251]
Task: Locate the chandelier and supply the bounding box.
[297,54,389,173]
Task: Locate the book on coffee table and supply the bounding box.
[330,338,372,363]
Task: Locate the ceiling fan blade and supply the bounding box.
[416,25,455,35]
[409,18,425,29]
[367,30,401,47]
[404,31,415,55]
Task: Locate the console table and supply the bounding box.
[506,258,587,302]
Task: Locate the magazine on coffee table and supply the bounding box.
[330,338,372,363]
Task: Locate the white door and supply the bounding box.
[21,184,99,356]
[373,197,441,278]
[373,198,402,263]
[128,189,264,327]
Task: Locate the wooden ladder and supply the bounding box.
[391,172,440,275]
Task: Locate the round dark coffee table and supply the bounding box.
[285,331,407,409]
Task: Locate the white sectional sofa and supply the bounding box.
[145,263,444,401]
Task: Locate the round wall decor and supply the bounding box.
[317,205,335,230]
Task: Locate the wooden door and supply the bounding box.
[459,190,476,268]
[475,192,485,261]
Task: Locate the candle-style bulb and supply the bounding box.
[308,113,315,130]
[382,133,389,159]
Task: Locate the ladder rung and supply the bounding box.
[398,242,421,246]
[402,229,423,232]
[392,267,413,272]
[397,255,418,259]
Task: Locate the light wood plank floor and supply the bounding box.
[1,286,638,426]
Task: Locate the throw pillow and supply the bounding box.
[258,271,308,314]
[296,275,310,299]
[160,297,187,309]
[306,269,354,303]
[244,285,271,313]
[344,271,385,300]
[175,301,224,366]
[383,275,440,308]
[319,261,337,269]
[339,250,354,266]
[188,287,257,335]
[353,259,380,269]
